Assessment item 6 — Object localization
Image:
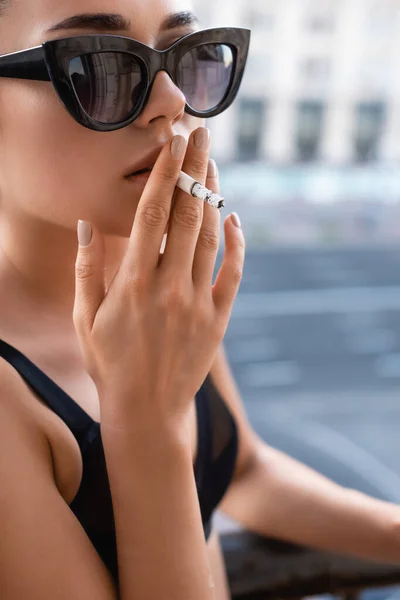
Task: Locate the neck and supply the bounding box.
[0,215,129,332]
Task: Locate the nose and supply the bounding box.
[133,70,187,128]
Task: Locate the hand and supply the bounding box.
[73,128,245,431]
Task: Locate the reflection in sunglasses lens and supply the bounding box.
[69,52,144,123]
[177,43,234,112]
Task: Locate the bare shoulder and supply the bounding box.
[0,356,59,488]
[0,353,45,419]
[0,356,117,600]
[0,355,83,504]
[0,354,65,453]
[0,354,52,470]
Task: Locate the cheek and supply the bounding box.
[0,81,208,234]
[0,80,113,223]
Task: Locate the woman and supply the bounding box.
[1,1,400,599]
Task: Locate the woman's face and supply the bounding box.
[0,0,205,238]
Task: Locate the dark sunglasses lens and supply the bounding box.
[177,43,234,112]
[68,52,145,124]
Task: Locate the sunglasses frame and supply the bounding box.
[0,27,251,132]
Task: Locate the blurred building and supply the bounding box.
[195,0,400,166]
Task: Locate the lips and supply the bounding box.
[129,166,154,176]
[125,145,166,178]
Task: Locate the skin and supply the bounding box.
[4,1,400,595]
[0,0,203,321]
[0,0,233,597]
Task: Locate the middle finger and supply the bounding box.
[159,126,211,275]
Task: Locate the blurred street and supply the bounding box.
[194,0,400,595]
[222,245,400,503]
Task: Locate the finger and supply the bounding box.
[121,135,188,279]
[192,159,221,290]
[159,127,210,275]
[212,213,245,319]
[73,220,106,335]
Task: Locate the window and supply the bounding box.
[353,102,386,163]
[295,101,325,162]
[304,0,337,33]
[236,98,267,161]
[306,13,335,33]
[300,57,331,85]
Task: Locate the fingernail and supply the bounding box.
[207,159,217,178]
[78,220,92,247]
[171,135,186,159]
[194,127,210,150]
[231,213,241,229]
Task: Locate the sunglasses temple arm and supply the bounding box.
[0,46,50,81]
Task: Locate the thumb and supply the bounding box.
[73,220,106,335]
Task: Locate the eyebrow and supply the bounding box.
[47,10,200,33]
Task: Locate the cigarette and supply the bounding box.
[177,171,225,210]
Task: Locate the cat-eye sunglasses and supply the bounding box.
[0,27,251,132]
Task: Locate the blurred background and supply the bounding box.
[192,1,400,598]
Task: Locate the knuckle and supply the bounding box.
[75,261,93,280]
[138,202,169,230]
[161,284,189,312]
[173,202,202,230]
[194,304,211,328]
[238,236,246,250]
[189,158,207,177]
[198,227,219,253]
[158,165,179,184]
[231,264,243,284]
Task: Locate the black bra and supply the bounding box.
[0,338,238,585]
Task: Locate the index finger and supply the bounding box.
[122,135,188,278]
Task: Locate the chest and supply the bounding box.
[38,372,199,505]
[0,335,235,600]
[0,335,239,525]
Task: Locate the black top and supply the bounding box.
[0,338,238,586]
